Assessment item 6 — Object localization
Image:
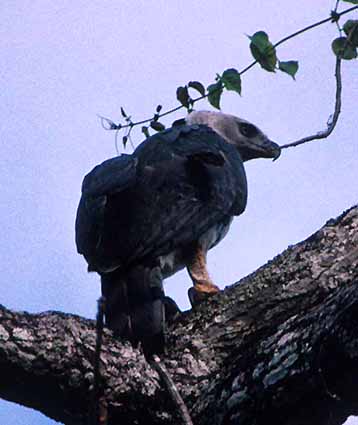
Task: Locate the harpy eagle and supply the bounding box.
[75,111,280,356]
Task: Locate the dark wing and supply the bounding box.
[75,124,247,273]
[75,154,137,267]
[81,154,137,197]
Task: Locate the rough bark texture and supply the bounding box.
[1,205,358,425]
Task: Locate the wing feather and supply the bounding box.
[75,125,247,272]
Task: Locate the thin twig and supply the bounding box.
[280,58,342,149]
[334,0,343,34]
[91,296,107,425]
[149,355,193,425]
[127,125,135,150]
[114,128,121,155]
[101,5,357,136]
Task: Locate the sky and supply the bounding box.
[1,1,357,423]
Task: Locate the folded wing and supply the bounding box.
[75,124,247,273]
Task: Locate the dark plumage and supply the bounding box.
[75,111,280,356]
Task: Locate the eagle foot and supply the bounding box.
[188,283,220,307]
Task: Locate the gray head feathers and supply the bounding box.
[186,111,280,161]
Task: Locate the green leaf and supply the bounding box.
[141,126,150,138]
[342,0,358,4]
[150,121,166,132]
[221,68,242,95]
[188,81,206,96]
[343,20,358,47]
[207,81,223,110]
[332,36,358,60]
[249,31,277,72]
[176,86,190,108]
[249,31,270,52]
[278,61,299,79]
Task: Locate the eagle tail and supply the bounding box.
[101,265,166,358]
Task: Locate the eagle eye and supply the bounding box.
[239,123,258,138]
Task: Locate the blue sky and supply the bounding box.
[1,1,357,423]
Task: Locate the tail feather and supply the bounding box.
[101,265,165,357]
[101,269,132,340]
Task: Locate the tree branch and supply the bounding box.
[1,205,358,424]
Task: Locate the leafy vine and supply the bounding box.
[98,1,357,153]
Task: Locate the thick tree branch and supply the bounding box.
[1,205,358,424]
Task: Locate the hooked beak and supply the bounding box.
[239,138,281,162]
[267,140,281,161]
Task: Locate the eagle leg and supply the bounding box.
[186,243,220,307]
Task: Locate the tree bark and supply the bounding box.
[1,205,358,425]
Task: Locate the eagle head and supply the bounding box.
[186,110,281,161]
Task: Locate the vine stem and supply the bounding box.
[280,57,342,149]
